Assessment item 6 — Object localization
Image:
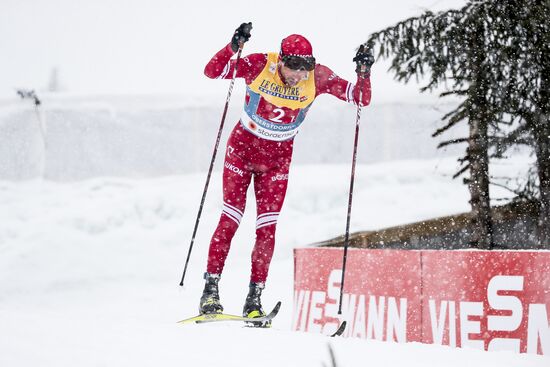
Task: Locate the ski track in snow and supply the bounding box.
[0,157,547,366]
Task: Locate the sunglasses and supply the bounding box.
[281,55,316,71]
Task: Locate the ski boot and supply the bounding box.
[242,281,270,328]
[199,272,223,315]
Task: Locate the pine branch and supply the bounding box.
[488,123,531,152]
[489,180,537,202]
[437,137,469,149]
[458,154,470,165]
[439,89,468,98]
[433,105,468,137]
[453,163,470,179]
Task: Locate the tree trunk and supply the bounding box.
[466,10,493,249]
[467,115,493,249]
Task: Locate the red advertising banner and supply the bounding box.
[293,248,550,356]
[422,250,550,355]
[293,248,422,341]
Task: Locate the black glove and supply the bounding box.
[353,44,375,74]
[230,22,253,52]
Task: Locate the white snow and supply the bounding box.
[0,95,470,180]
[1,156,547,366]
[0,1,546,364]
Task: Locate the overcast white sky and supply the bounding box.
[0,0,466,102]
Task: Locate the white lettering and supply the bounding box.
[224,162,244,177]
[340,294,357,338]
[353,295,367,338]
[367,296,385,340]
[307,291,326,333]
[326,270,341,301]
[527,304,550,355]
[292,268,548,355]
[300,290,311,332]
[271,173,289,182]
[292,290,307,331]
[387,297,407,342]
[429,300,448,345]
[460,301,484,350]
[240,113,301,141]
[449,301,457,347]
[487,275,524,331]
[323,270,342,335]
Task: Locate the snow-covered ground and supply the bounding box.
[1,156,547,366]
[2,0,546,364]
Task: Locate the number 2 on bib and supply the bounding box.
[270,108,296,123]
[271,108,285,123]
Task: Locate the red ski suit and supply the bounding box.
[204,42,371,283]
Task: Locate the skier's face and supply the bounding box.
[279,63,309,87]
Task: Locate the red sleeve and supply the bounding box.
[314,64,371,106]
[204,43,267,85]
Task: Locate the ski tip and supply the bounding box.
[331,321,347,337]
[264,301,282,319]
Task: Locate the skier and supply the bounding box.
[199,23,374,323]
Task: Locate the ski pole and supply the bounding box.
[179,44,246,287]
[338,67,367,314]
[17,89,47,178]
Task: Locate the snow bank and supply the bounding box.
[1,95,466,180]
[1,157,545,366]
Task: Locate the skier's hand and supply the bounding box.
[353,44,375,74]
[231,22,253,52]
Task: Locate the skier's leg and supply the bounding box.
[200,148,251,314]
[206,150,252,276]
[250,157,291,284]
[242,157,290,323]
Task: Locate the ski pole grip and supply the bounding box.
[242,23,252,36]
[239,23,252,49]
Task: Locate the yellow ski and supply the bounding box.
[177,301,281,325]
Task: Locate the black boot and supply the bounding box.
[199,273,223,315]
[242,282,270,327]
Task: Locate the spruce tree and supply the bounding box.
[365,0,550,248]
[365,2,496,248]
[505,0,550,247]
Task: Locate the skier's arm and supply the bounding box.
[204,43,267,84]
[314,64,372,106]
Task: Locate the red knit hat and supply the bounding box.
[280,34,313,58]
